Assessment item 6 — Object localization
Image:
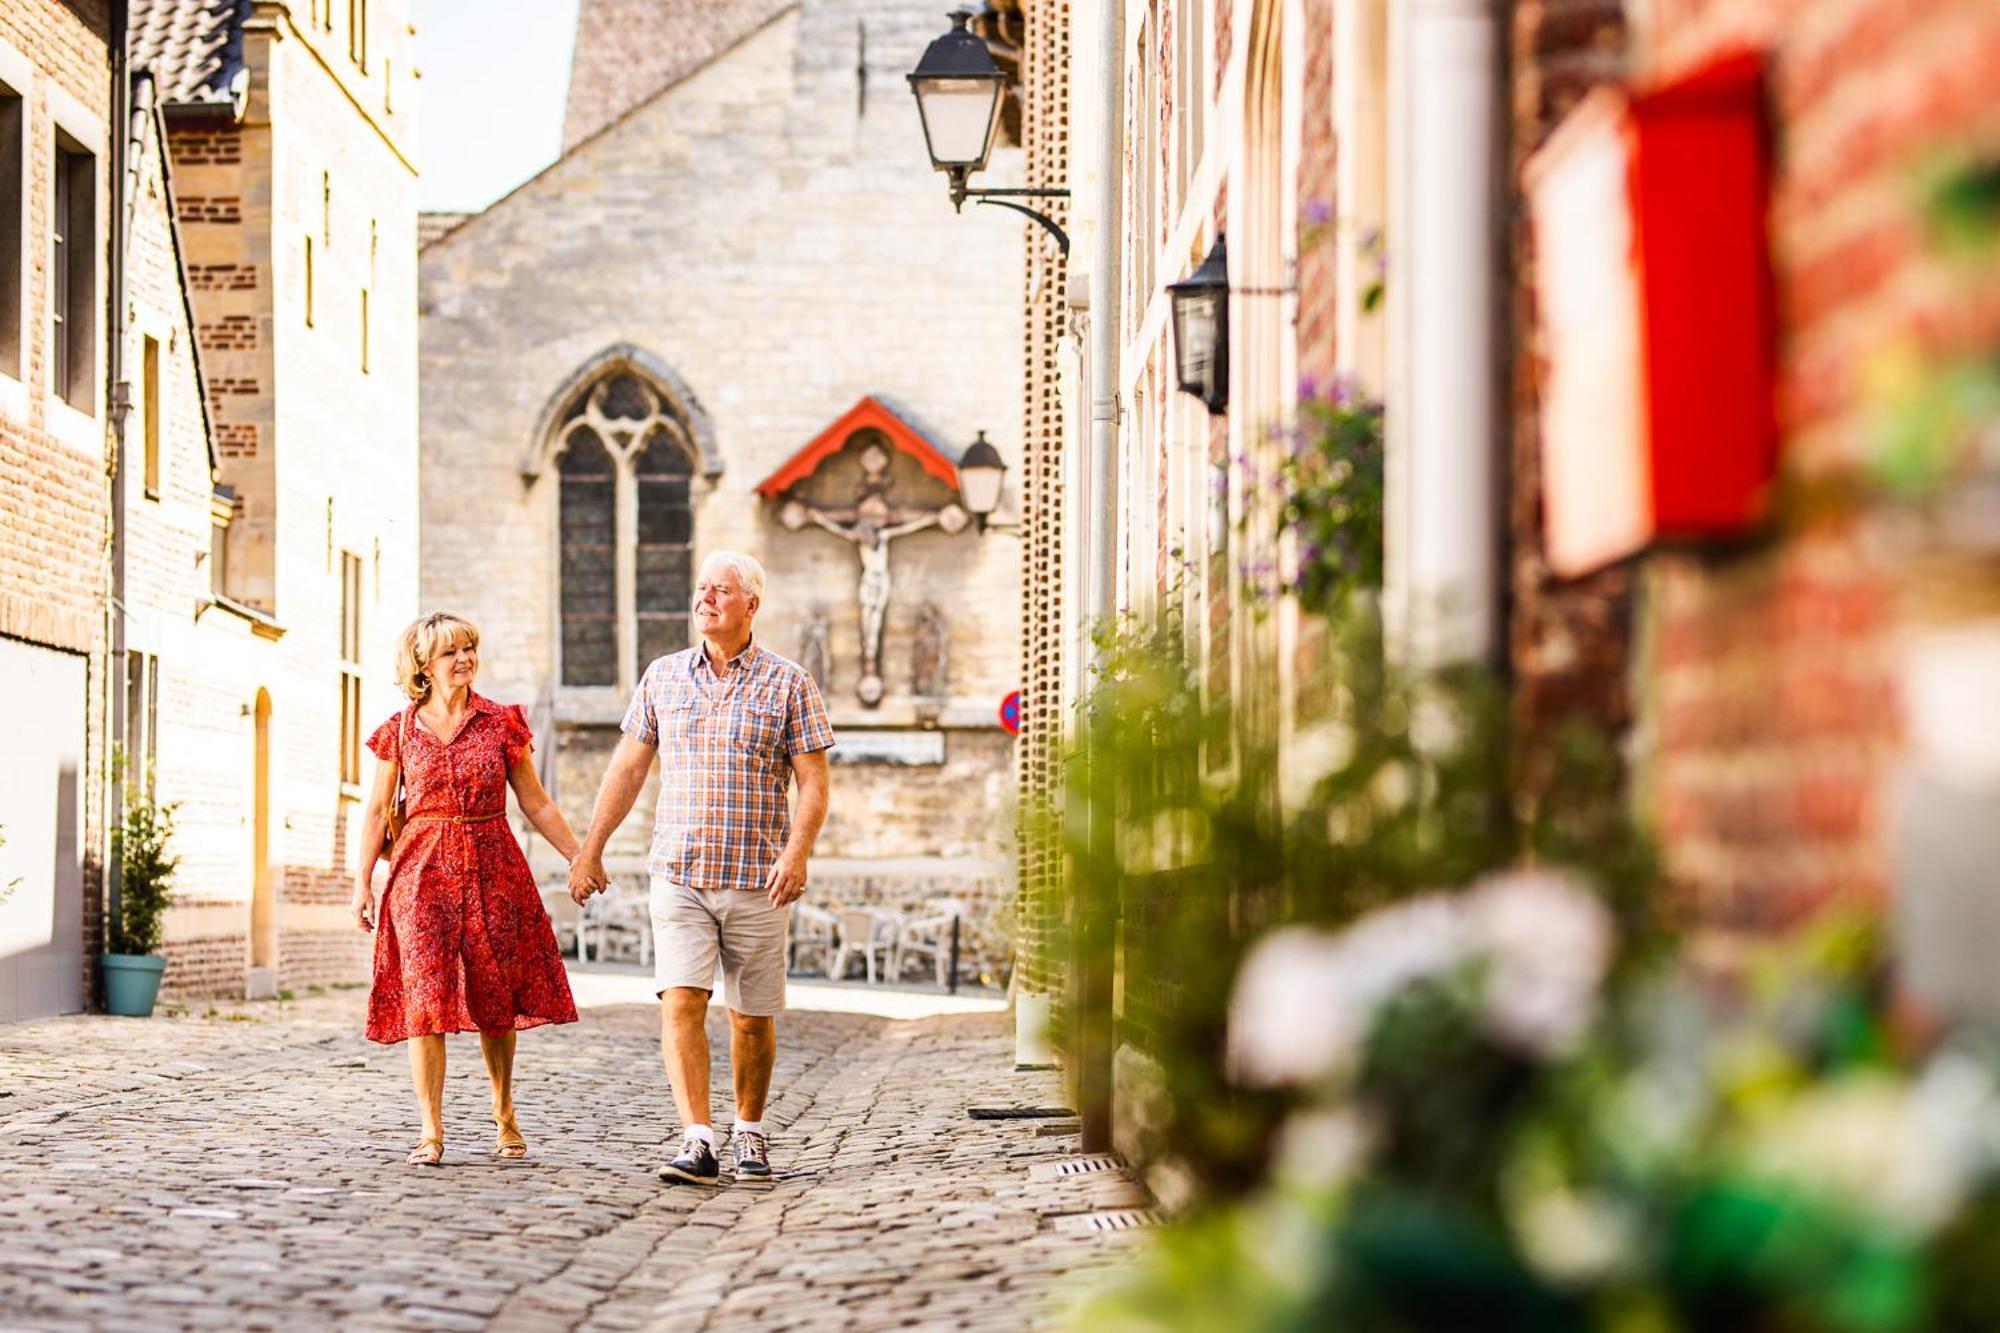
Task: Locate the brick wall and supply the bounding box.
[0,1,113,1008]
[1617,0,2000,930]
[1015,0,1072,999]
[1507,0,1635,796]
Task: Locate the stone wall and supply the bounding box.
[0,1,113,1013]
[423,0,1025,953]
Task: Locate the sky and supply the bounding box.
[414,0,581,213]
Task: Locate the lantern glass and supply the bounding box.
[956,431,1006,517]
[913,76,1005,170]
[1167,235,1231,413]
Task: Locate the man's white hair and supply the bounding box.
[700,549,767,601]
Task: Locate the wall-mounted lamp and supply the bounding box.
[1167,235,1231,415]
[957,429,1007,531]
[908,10,1070,258]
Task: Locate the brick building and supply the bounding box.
[418,0,1024,936]
[128,0,421,1001]
[1011,0,1999,1144]
[0,1,112,1024]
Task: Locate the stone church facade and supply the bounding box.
[419,0,1025,943]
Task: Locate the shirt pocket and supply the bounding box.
[732,696,786,758]
[661,695,703,754]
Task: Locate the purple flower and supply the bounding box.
[1303,198,1334,226]
[1327,371,1360,407]
[1297,373,1321,403]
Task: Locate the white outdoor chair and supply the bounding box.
[788,903,838,976]
[541,887,588,961]
[892,899,966,987]
[588,883,653,967]
[830,907,896,984]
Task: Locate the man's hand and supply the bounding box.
[568,849,608,906]
[764,848,807,908]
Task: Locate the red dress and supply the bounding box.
[364,694,578,1044]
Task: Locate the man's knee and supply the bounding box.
[728,1009,775,1038]
[662,986,712,1021]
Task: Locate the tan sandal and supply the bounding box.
[495,1112,527,1159]
[407,1137,444,1166]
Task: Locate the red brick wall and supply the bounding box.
[1294,0,1336,395]
[1508,1,1635,792]
[1625,0,2000,930]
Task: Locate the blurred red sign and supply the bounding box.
[1526,50,1778,577]
[999,690,1020,735]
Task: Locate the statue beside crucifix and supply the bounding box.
[779,439,967,707]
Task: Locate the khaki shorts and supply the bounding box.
[650,878,792,1016]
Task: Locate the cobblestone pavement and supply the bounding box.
[0,994,1148,1330]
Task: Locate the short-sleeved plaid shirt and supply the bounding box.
[621,640,836,892]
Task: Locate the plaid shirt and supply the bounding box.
[621,641,836,892]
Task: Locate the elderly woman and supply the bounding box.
[350,612,581,1165]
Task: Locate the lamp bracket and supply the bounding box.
[945,170,1071,258]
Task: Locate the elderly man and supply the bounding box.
[569,551,834,1185]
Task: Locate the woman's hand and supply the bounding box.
[351,883,376,933]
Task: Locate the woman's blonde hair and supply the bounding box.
[395,612,480,703]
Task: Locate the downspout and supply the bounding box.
[105,0,133,966]
[1386,0,1504,669]
[1075,0,1124,1155]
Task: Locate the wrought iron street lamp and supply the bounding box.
[1168,235,1230,414]
[908,10,1070,258]
[955,430,1006,530]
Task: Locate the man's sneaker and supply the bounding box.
[658,1134,720,1186]
[733,1129,771,1182]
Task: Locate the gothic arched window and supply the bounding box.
[558,429,617,686]
[635,426,694,674]
[550,371,701,690]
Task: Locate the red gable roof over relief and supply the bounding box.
[754,396,964,500]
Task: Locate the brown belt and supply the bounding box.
[404,810,508,826]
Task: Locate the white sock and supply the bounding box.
[734,1119,764,1136]
[684,1124,715,1147]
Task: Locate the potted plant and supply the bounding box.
[100,766,179,1017]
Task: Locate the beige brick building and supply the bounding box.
[0,1,112,1024]
[419,0,1025,947]
[129,0,421,1000]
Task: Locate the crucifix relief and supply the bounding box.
[780,440,967,707]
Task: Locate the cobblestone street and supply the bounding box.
[0,992,1145,1331]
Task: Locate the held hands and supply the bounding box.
[568,849,609,906]
[764,848,807,909]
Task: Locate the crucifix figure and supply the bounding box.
[780,439,966,707]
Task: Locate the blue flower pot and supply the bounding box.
[100,953,167,1017]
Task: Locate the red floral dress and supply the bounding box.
[364,694,578,1044]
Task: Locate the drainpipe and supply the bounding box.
[1075,0,1124,1156]
[105,0,132,964]
[1386,0,1504,668]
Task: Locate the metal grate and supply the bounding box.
[1030,1153,1124,1182]
[1047,1208,1163,1235]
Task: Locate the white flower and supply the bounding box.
[1228,898,1472,1088]
[1737,1075,1963,1238]
[1467,870,1615,1057]
[1227,871,1615,1087]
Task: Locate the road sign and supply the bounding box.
[999,690,1021,735]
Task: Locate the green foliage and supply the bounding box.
[1076,913,2000,1333]
[1926,155,2000,254]
[1279,383,1386,614]
[1055,597,1654,1199]
[111,760,179,957]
